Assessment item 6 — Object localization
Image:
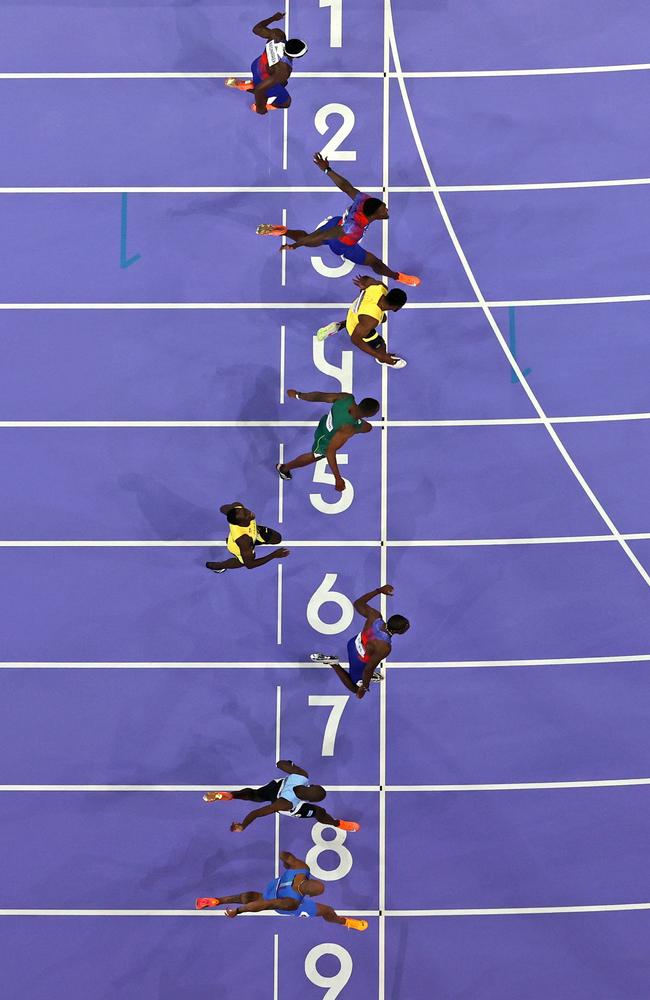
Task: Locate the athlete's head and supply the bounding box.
[387,614,410,635]
[298,784,326,802]
[226,506,253,526]
[285,38,308,58]
[363,197,389,222]
[385,288,407,312]
[358,397,380,417]
[302,878,325,897]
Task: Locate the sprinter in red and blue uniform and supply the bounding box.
[256,153,421,286]
[225,11,308,113]
[311,584,411,699]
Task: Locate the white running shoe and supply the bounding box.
[316,322,340,342]
[375,357,407,369]
[371,670,384,683]
[310,652,340,664]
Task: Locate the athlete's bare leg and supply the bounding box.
[330,662,359,694]
[279,452,319,474]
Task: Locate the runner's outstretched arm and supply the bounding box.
[313,152,360,199]
[325,426,371,492]
[231,801,284,832]
[252,12,286,40]
[276,759,309,776]
[353,584,393,620]
[286,389,351,404]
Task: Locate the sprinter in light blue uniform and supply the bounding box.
[196,850,367,930]
[203,759,360,832]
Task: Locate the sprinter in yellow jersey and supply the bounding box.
[316,276,408,368]
[206,501,289,575]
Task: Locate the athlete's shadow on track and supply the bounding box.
[118,474,217,540]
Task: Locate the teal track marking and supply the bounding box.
[120,193,141,269]
[508,306,531,383]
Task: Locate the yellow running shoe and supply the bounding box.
[344,918,368,931]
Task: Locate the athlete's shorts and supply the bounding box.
[241,779,318,818]
[347,635,367,685]
[311,429,331,459]
[315,216,369,265]
[227,524,277,563]
[262,880,319,917]
[251,56,290,106]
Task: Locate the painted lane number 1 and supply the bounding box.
[319,0,343,47]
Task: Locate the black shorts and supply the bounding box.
[364,334,386,353]
[249,779,317,818]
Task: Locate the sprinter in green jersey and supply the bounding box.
[276,390,379,493]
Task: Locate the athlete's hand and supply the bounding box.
[286,389,300,399]
[379,584,394,596]
[313,152,331,172]
[353,275,374,290]
[225,908,240,918]
[279,243,298,251]
[230,822,244,832]
[334,476,346,493]
[253,104,268,115]
[270,12,285,21]
[356,685,367,699]
[273,548,291,559]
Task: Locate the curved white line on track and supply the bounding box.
[386,1,650,590]
[1,294,649,309]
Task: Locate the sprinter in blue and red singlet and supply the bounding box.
[311,584,410,699]
[256,153,421,286]
[225,11,308,114]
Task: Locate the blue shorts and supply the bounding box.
[262,879,318,917]
[316,216,369,265]
[251,57,291,107]
[347,636,367,685]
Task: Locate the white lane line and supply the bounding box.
[2,413,650,428]
[1,533,650,548]
[2,654,650,669]
[3,778,650,792]
[282,113,289,172]
[0,784,379,792]
[1,64,649,79]
[275,685,282,876]
[379,7,390,996]
[387,2,650,590]
[273,933,279,1000]
[276,564,283,646]
[3,178,650,194]
[277,444,285,525]
[388,903,650,916]
[280,209,287,286]
[279,325,286,404]
[2,903,650,917]
[1,294,649,309]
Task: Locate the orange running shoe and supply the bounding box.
[396,273,421,287]
[344,918,368,931]
[203,791,233,802]
[256,224,288,236]
[225,78,254,92]
[195,897,220,910]
[338,820,360,832]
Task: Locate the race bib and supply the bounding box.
[265,40,285,66]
